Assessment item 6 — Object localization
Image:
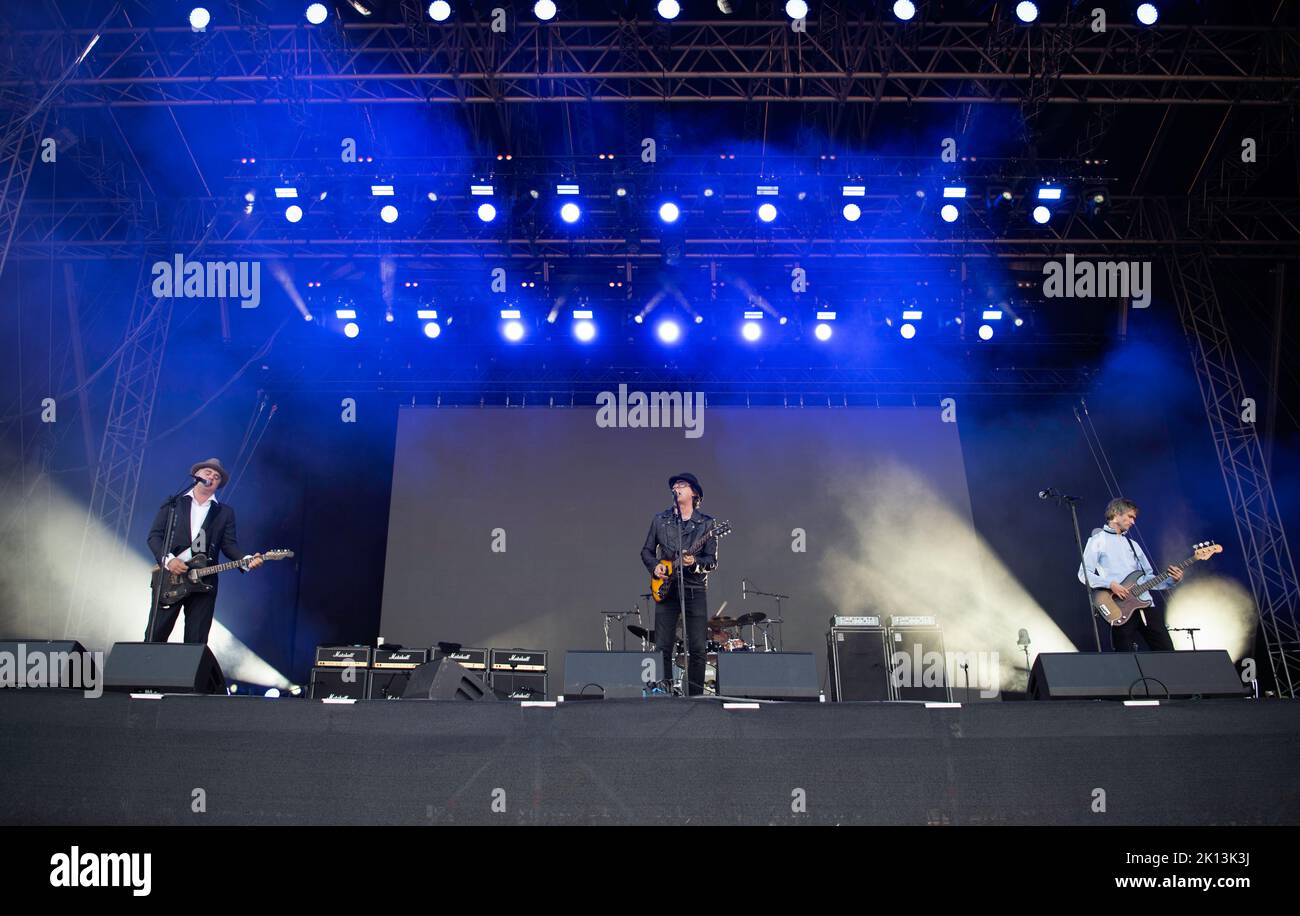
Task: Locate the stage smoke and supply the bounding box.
[818,462,1076,693]
[1165,575,1256,660]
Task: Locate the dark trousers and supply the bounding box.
[145,587,218,644]
[655,586,708,695]
[1109,599,1175,652]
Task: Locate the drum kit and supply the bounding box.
[627,612,781,695]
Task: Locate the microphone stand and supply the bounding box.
[744,581,789,651]
[145,477,198,642]
[1169,626,1200,650]
[674,503,691,696]
[1044,490,1103,653]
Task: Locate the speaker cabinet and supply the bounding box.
[827,627,891,701]
[309,665,369,700]
[715,652,819,701]
[1029,650,1247,700]
[563,651,660,699]
[366,669,411,700]
[401,658,497,701]
[104,642,225,694]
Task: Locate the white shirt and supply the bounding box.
[164,489,217,565]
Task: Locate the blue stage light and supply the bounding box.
[534,0,557,21]
[892,0,915,21]
[1137,3,1158,26]
[978,324,994,340]
[842,203,861,222]
[814,322,833,341]
[900,322,916,340]
[560,202,581,223]
[428,1,451,21]
[306,3,328,25]
[1032,205,1051,224]
[656,319,682,344]
[343,322,360,338]
[657,0,681,19]
[1015,2,1038,23]
[189,7,211,30]
[658,201,681,224]
[757,202,777,223]
[940,204,959,223]
[477,202,497,222]
[503,319,525,342]
[574,319,596,342]
[285,204,303,223]
[742,321,762,342]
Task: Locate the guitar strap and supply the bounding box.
[1123,532,1155,625]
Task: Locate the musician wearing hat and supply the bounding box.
[144,458,262,644]
[641,473,719,695]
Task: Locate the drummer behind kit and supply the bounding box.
[627,606,776,695]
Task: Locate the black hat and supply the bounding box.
[190,457,230,488]
[668,473,703,500]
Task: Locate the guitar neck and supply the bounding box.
[1132,554,1198,597]
[191,559,245,578]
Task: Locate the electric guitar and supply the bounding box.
[151,549,294,607]
[650,521,733,603]
[1092,541,1222,626]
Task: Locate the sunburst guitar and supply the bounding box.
[650,521,733,603]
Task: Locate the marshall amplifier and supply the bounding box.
[308,665,370,700]
[373,647,429,669]
[367,669,413,699]
[314,645,374,669]
[490,648,548,701]
[827,624,891,701]
[433,647,489,673]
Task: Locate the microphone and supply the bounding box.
[1037,487,1058,500]
[1017,628,1031,647]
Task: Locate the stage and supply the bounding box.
[2,691,1297,826]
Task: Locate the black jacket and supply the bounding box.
[147,496,245,585]
[641,508,719,590]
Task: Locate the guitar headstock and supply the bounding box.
[1192,541,1223,561]
[711,521,733,539]
[260,549,295,560]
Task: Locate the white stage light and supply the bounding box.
[657,0,681,20]
[477,202,497,222]
[658,201,680,224]
[1032,205,1051,224]
[429,1,451,21]
[757,202,777,223]
[842,203,861,222]
[306,3,329,25]
[534,0,557,20]
[940,204,959,223]
[285,205,303,223]
[785,0,809,19]
[1136,3,1159,26]
[380,205,399,223]
[189,7,211,31]
[892,0,915,21]
[1015,2,1038,23]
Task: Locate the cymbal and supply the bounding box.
[735,612,767,627]
[627,625,653,641]
[707,616,740,630]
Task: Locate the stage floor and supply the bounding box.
[2,691,1297,826]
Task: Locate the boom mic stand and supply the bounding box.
[145,477,199,642]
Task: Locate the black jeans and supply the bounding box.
[1109,599,1175,652]
[655,586,708,695]
[145,587,218,644]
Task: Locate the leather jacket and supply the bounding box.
[641,508,719,590]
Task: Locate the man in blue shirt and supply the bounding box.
[1078,497,1183,651]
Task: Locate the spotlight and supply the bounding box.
[814,322,833,341]
[940,204,959,223]
[189,7,211,30]
[658,201,680,224]
[1014,2,1038,23]
[703,187,714,198]
[534,0,557,20]
[344,322,360,338]
[380,204,399,223]
[616,187,628,197]
[1136,3,1158,26]
[1036,186,1063,201]
[574,319,596,342]
[785,0,809,19]
[423,321,441,338]
[285,204,303,223]
[477,202,497,222]
[306,3,329,25]
[842,203,861,222]
[757,203,777,223]
[656,319,682,344]
[892,0,915,20]
[264,687,281,698]
[657,0,681,19]
[503,320,525,342]
[428,1,451,20]
[560,202,581,223]
[900,322,916,340]
[1032,205,1051,224]
[978,324,994,341]
[742,321,762,342]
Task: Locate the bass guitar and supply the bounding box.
[1092,541,1222,626]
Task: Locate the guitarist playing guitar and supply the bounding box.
[145,458,263,645]
[1078,497,1188,652]
[641,473,722,695]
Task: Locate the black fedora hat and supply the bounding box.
[190,457,230,488]
[668,473,703,500]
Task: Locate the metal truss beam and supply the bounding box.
[1,20,1297,109]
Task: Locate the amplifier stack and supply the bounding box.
[308,644,547,700]
[826,614,952,702]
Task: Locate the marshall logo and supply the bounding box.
[450,652,470,660]
[387,653,411,660]
[508,655,532,663]
[332,651,353,658]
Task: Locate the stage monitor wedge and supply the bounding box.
[1029,651,1247,700]
[104,642,226,695]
